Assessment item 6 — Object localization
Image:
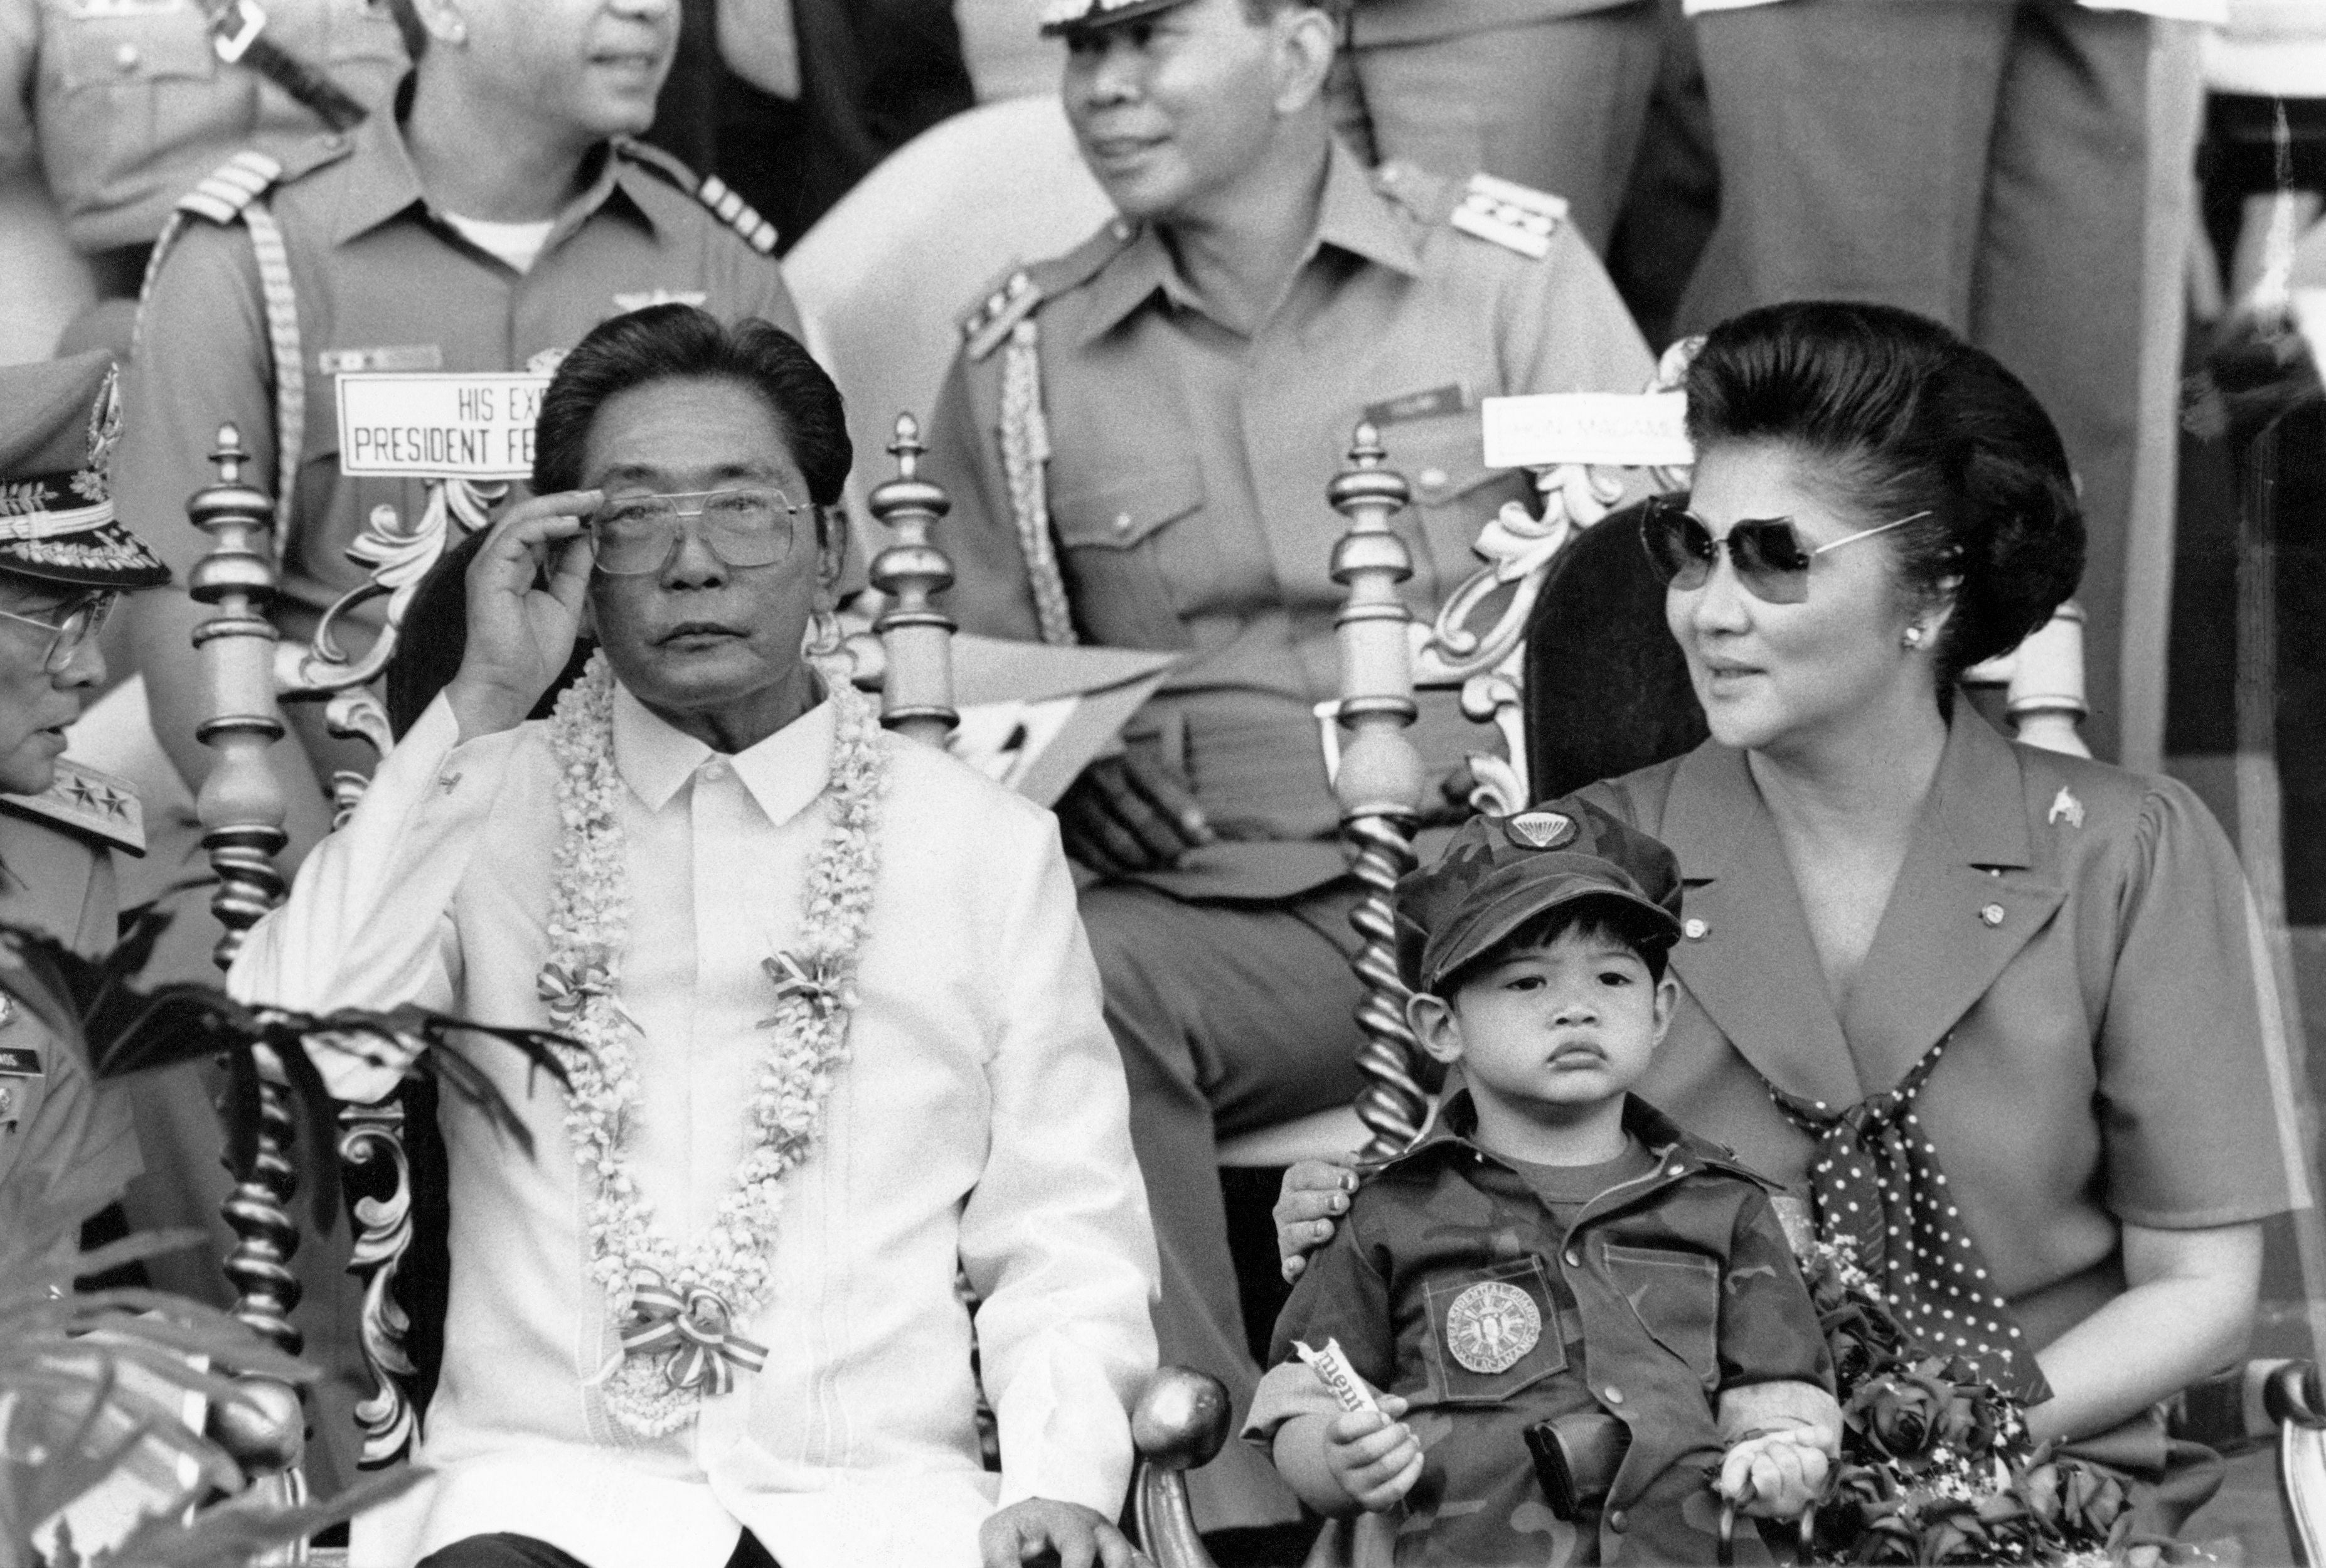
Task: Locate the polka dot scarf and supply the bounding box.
[1764,1037,2052,1402]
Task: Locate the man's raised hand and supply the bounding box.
[445,489,600,742]
[979,1498,1151,1568]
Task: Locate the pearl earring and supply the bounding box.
[1902,625,1926,650]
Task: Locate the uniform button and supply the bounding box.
[1419,467,1449,491]
[1979,902,2005,927]
[1113,512,1134,533]
[1608,1510,1628,1533]
[701,757,729,781]
[114,41,140,70]
[1683,918,1708,941]
[1562,1248,1581,1267]
[1603,1385,1623,1405]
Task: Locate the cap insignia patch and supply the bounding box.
[1444,1280,1540,1374]
[1505,810,1577,851]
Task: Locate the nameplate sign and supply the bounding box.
[336,373,550,479]
[1480,392,1691,470]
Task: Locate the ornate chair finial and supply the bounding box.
[867,411,959,746]
[1327,424,1428,1158]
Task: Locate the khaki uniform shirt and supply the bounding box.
[0,0,405,253]
[117,82,802,621]
[0,759,142,1220]
[930,142,1653,900]
[1582,707,2308,1360]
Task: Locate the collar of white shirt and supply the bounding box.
[611,681,837,823]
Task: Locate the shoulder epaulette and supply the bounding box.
[616,140,780,255]
[0,759,144,856]
[174,149,286,227]
[1448,172,1568,260]
[956,219,1137,362]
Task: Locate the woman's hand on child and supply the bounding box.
[1276,1158,1357,1282]
[1325,1395,1424,1511]
[1717,1428,1830,1518]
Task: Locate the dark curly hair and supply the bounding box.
[1681,301,2085,689]
[530,304,851,510]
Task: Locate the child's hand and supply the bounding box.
[1325,1394,1424,1512]
[1717,1428,1829,1518]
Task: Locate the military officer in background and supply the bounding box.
[926,0,1653,1533]
[0,0,410,316]
[0,351,169,1226]
[118,0,799,836]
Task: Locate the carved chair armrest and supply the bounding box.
[1131,1367,1231,1568]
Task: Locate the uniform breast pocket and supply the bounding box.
[1048,461,1205,649]
[1380,421,1524,584]
[57,7,216,94]
[1603,1243,1721,1388]
[1418,1258,1566,1407]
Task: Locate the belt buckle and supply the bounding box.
[210,0,268,63]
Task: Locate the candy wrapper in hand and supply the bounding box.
[1296,1338,1380,1415]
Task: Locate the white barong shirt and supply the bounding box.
[230,685,1160,1568]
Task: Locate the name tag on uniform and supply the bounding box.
[1480,392,1691,470]
[319,345,445,375]
[1363,383,1470,427]
[336,372,550,479]
[0,1045,43,1077]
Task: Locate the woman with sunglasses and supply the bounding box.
[1279,301,2298,1533]
[0,349,171,1225]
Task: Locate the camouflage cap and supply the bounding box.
[1396,796,1683,994]
[0,351,168,590]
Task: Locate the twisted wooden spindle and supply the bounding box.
[188,428,309,1535]
[1328,424,1429,1158]
[866,413,959,747]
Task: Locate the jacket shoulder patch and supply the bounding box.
[173,148,287,227]
[959,269,1043,361]
[616,141,780,255]
[0,759,144,856]
[956,220,1138,361]
[1449,172,1567,260]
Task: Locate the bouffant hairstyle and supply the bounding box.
[530,304,851,512]
[1680,301,2085,690]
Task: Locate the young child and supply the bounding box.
[1249,799,1838,1565]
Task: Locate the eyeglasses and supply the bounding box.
[0,591,115,674]
[589,488,808,578]
[1639,495,1932,605]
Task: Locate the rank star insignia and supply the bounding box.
[1505,810,1577,851]
[2047,786,2084,829]
[1444,1279,1540,1373]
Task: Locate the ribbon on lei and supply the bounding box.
[619,1272,770,1397]
[536,956,614,1025]
[760,949,844,1024]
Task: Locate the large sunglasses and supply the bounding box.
[589,488,808,578]
[0,590,115,674]
[1638,494,1931,605]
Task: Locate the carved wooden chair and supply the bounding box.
[1301,397,2326,1562]
[177,421,1233,1565]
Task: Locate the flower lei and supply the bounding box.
[536,650,888,1436]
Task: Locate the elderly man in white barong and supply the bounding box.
[230,304,1160,1568]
